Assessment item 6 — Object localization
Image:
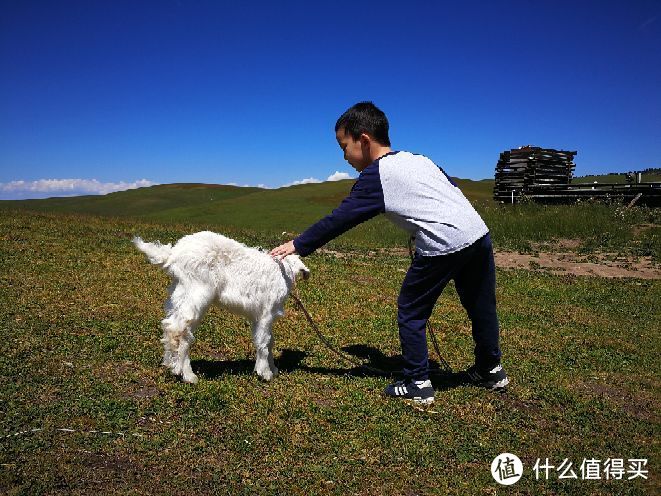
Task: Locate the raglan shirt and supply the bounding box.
[293,151,489,257]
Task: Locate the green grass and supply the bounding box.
[480,202,661,258]
[2,180,659,260]
[0,210,659,495]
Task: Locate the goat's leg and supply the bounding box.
[161,283,211,384]
[251,317,278,381]
[161,282,182,370]
[176,325,198,384]
[161,314,199,383]
[160,315,180,371]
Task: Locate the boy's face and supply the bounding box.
[336,127,371,172]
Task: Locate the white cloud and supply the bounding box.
[0,178,156,200]
[0,172,357,200]
[227,182,272,189]
[281,177,323,188]
[279,171,354,188]
[326,171,353,182]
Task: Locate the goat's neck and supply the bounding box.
[276,259,295,288]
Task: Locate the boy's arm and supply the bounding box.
[292,167,385,256]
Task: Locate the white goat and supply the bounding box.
[133,231,310,383]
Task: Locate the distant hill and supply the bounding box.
[0,177,497,248]
[0,177,495,221]
[2,171,655,232]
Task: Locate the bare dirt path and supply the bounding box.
[318,247,660,279]
[493,250,659,279]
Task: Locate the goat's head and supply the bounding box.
[283,254,310,282]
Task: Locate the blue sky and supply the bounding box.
[1,0,659,199]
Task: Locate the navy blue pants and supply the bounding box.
[397,233,502,380]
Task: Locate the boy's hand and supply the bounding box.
[270,240,297,259]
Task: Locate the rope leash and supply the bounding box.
[0,427,144,442]
[290,236,452,376]
[290,291,393,376]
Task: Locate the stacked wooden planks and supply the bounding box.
[525,182,661,206]
[494,146,577,203]
[493,146,660,206]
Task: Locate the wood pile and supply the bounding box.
[494,146,577,203]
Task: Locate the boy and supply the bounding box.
[270,102,507,404]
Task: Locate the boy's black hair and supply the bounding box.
[335,101,391,146]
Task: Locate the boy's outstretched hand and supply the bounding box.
[270,240,297,259]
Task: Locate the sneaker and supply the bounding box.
[383,379,435,404]
[466,364,509,390]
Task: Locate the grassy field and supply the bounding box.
[0,178,494,236]
[2,180,659,259]
[0,205,659,495]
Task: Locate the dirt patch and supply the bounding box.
[505,396,544,415]
[349,274,380,285]
[318,246,411,259]
[128,386,161,399]
[494,250,660,279]
[317,248,350,258]
[376,246,411,257]
[575,378,659,422]
[93,360,163,400]
[533,238,583,250]
[319,245,659,279]
[312,397,336,408]
[632,223,658,236]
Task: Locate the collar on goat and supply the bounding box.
[275,256,298,285]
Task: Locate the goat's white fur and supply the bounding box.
[133,231,310,383]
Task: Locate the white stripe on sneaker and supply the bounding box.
[414,380,432,388]
[493,378,509,388]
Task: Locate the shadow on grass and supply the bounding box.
[192,345,468,391]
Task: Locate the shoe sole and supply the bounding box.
[468,376,509,390]
[384,394,435,404]
[483,377,509,390]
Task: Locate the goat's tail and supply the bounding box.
[132,236,172,266]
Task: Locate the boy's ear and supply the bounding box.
[359,133,371,148]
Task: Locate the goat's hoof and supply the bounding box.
[256,368,275,381]
[264,368,279,381]
[183,374,199,384]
